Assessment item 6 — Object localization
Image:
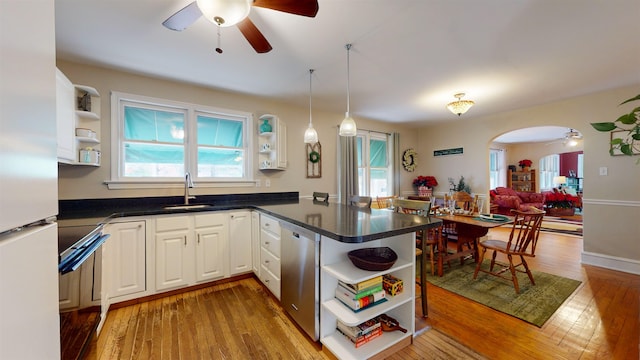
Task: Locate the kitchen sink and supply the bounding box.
[163,204,212,210]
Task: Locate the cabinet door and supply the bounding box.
[229,211,252,276]
[56,68,75,162]
[251,212,260,275]
[105,221,146,299]
[276,119,287,169]
[58,270,80,310]
[194,225,226,282]
[156,230,191,291]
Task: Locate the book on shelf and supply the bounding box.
[339,276,383,292]
[336,326,383,348]
[335,286,386,311]
[337,281,384,299]
[336,318,381,339]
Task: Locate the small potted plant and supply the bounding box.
[413,176,438,197]
[518,159,533,171]
[544,190,576,216]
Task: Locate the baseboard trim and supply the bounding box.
[581,251,640,275]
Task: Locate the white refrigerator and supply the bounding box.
[0,1,61,359]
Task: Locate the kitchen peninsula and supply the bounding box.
[58,194,442,360]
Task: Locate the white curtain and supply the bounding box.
[337,134,359,204]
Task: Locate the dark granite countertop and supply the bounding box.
[58,193,441,243]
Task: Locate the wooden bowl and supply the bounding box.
[347,247,398,271]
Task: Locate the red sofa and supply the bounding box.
[490,187,546,215]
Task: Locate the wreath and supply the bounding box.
[309,151,321,163]
[402,148,417,172]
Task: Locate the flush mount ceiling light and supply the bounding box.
[447,93,475,116]
[195,0,252,27]
[304,69,319,144]
[339,44,357,137]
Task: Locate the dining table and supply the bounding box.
[433,213,513,277]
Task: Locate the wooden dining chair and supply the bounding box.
[473,208,545,294]
[312,192,329,202]
[392,198,440,317]
[375,195,397,209]
[349,195,372,208]
[443,191,480,264]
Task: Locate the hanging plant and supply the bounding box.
[591,94,640,162]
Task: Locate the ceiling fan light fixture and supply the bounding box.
[339,44,357,137]
[447,93,475,116]
[196,0,252,27]
[304,69,319,144]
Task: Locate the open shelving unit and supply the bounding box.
[319,234,415,360]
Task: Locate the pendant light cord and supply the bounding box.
[309,69,314,125]
[345,44,352,115]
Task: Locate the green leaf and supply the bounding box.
[618,113,638,125]
[619,94,640,105]
[590,122,617,131]
[620,143,633,155]
[632,133,640,141]
[611,138,623,145]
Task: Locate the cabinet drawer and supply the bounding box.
[260,215,281,236]
[260,264,281,300]
[156,216,189,232]
[194,212,227,228]
[260,229,281,258]
[260,247,281,279]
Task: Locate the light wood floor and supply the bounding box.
[88,228,639,359]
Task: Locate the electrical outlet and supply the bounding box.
[599,167,608,176]
[265,179,271,187]
[256,179,261,187]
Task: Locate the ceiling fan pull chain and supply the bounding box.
[215,25,223,54]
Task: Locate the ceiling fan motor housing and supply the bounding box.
[196,0,252,27]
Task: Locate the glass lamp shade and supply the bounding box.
[339,112,357,136]
[553,176,567,186]
[196,0,251,27]
[446,99,475,116]
[304,124,318,144]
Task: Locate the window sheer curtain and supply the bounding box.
[338,134,359,204]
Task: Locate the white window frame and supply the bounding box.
[356,130,393,197]
[489,148,506,189]
[107,91,254,189]
[539,154,560,190]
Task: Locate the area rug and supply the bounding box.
[426,262,582,327]
[500,216,583,236]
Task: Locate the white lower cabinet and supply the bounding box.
[228,211,253,276]
[104,220,146,300]
[259,214,281,299]
[251,211,261,275]
[58,270,80,310]
[155,213,228,292]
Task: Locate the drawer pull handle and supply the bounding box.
[184,235,187,246]
[264,260,270,264]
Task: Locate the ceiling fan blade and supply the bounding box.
[252,0,319,17]
[162,1,202,31]
[237,18,272,53]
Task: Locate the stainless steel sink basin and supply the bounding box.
[163,204,212,210]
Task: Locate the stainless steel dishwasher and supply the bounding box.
[280,222,320,341]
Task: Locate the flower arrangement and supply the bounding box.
[413,175,438,188]
[544,191,576,208]
[518,159,533,168]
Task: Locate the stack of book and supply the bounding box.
[336,318,382,348]
[335,276,386,312]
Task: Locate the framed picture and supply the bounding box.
[610,130,640,156]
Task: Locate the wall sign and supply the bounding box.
[434,147,463,156]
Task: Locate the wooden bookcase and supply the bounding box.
[507,169,536,192]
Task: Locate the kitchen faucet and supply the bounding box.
[184,172,195,205]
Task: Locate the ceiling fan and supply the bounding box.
[162,0,319,53]
[546,128,583,146]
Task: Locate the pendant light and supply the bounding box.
[339,44,357,137]
[446,93,475,116]
[304,69,319,144]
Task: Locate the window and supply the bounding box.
[489,149,506,189]
[539,154,560,190]
[356,130,393,197]
[110,92,252,187]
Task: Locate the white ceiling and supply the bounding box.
[55,0,640,139]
